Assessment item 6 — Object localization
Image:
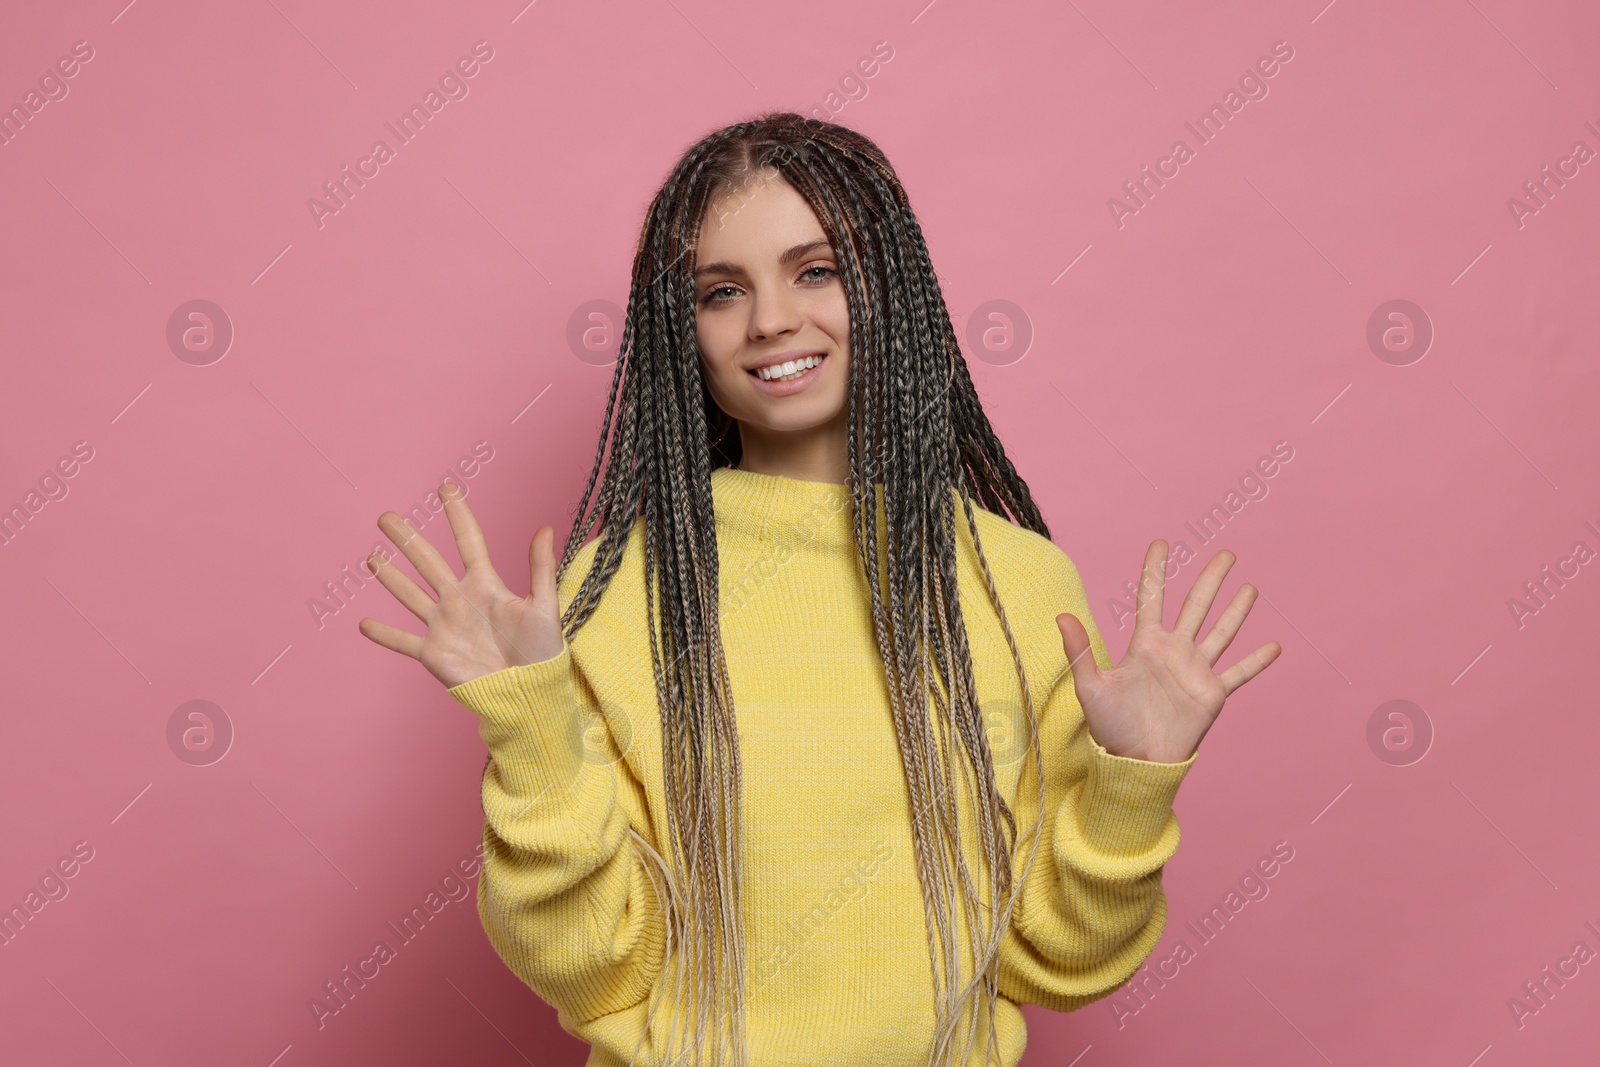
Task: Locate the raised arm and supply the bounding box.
[358,482,668,1027]
[997,549,1194,1011]
[998,539,1279,1010]
[448,646,668,1027]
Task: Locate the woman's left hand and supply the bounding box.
[1055,540,1282,764]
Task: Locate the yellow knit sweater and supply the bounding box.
[447,467,1197,1066]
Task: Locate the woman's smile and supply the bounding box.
[747,351,829,394]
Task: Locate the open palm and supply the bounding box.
[358,482,566,689]
[1055,540,1282,764]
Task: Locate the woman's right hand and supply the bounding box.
[358,481,566,689]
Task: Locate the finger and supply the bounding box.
[1055,612,1102,685]
[1172,549,1236,641]
[528,525,558,608]
[1195,581,1258,666]
[366,549,436,622]
[1218,640,1283,696]
[440,482,495,575]
[1134,540,1168,633]
[378,510,461,599]
[358,616,425,659]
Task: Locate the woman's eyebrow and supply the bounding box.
[692,239,833,279]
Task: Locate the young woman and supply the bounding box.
[359,112,1280,1067]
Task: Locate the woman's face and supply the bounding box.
[692,174,851,460]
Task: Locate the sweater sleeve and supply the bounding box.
[446,644,668,1028]
[996,549,1197,1013]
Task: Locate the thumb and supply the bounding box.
[1055,612,1102,686]
[528,525,557,609]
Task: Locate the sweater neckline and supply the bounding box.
[710,466,857,550]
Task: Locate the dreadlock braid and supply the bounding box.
[554,111,1056,1066]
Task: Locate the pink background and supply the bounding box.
[2,0,1597,1064]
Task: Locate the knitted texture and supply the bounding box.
[447,467,1197,1066]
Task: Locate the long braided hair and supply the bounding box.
[555,111,1055,1066]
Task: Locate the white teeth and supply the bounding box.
[757,355,822,381]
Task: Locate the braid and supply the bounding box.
[557,111,1057,1066]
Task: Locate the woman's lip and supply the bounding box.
[748,353,827,395]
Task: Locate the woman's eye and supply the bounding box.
[701,267,834,307]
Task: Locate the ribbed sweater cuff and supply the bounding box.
[1075,738,1196,857]
[446,646,583,809]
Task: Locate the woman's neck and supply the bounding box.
[732,415,849,485]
